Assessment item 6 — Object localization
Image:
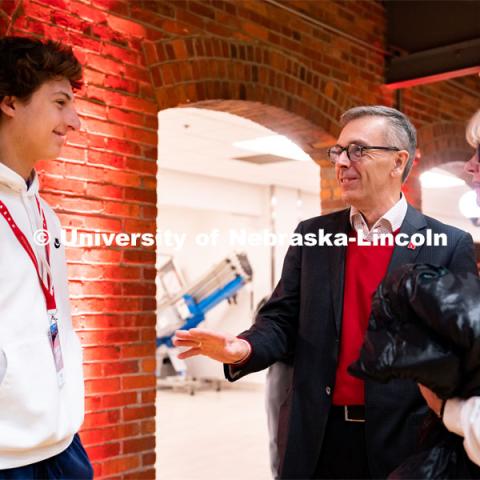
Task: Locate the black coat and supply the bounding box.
[225,205,478,479]
[350,264,480,399]
[350,263,480,479]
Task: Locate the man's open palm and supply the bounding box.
[172,328,250,364]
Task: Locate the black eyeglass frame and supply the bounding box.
[327,143,401,164]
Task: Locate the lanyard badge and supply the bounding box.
[0,198,65,389]
[48,310,65,388]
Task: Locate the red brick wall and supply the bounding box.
[130,0,479,211]
[2,1,159,479]
[417,122,473,172]
[132,0,392,212]
[1,0,479,478]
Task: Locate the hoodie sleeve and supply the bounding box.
[0,349,6,385]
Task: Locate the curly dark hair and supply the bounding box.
[0,36,83,103]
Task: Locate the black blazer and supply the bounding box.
[225,205,478,479]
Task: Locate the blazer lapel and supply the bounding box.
[388,204,427,273]
[327,209,350,336]
[326,205,426,336]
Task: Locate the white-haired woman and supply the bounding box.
[419,109,480,467]
[464,110,480,206]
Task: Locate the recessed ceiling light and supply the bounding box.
[233,135,310,162]
[419,169,465,188]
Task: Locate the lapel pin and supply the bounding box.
[407,241,416,250]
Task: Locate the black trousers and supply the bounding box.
[314,407,370,479]
[0,434,93,480]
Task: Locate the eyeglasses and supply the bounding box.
[327,143,400,164]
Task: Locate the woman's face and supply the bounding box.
[464,145,480,206]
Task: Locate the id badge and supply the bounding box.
[47,311,65,388]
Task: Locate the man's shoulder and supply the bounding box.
[299,208,350,232]
[411,206,470,239]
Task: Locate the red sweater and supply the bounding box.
[332,231,396,405]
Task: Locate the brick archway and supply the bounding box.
[414,122,473,210]
[417,122,472,173]
[146,38,352,141]
[141,31,363,214]
[403,123,472,212]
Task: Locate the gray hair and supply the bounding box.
[340,105,417,182]
[466,110,480,148]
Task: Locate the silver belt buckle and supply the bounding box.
[344,406,365,423]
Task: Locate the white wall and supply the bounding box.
[157,170,320,383]
[271,186,320,284]
[158,169,267,217]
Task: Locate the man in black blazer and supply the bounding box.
[174,106,477,479]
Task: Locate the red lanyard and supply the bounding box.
[0,197,56,311]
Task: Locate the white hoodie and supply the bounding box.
[0,163,84,468]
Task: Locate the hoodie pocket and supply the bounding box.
[0,335,60,450]
[62,333,85,434]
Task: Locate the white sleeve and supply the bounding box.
[0,349,6,384]
[443,397,480,466]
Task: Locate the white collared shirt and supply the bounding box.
[350,193,408,241]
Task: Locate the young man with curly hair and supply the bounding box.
[0,37,93,479]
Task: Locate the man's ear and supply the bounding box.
[391,150,409,179]
[0,96,18,119]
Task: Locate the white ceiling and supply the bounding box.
[157,107,321,194]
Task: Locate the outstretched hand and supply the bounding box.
[172,328,251,364]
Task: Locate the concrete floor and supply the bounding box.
[156,382,271,480]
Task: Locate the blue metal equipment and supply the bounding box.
[156,252,253,348]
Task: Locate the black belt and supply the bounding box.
[331,405,365,423]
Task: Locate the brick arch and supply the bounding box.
[403,123,472,212]
[134,2,389,214]
[417,122,472,173]
[141,23,374,213]
[146,38,353,143]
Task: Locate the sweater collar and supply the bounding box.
[349,193,407,236]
